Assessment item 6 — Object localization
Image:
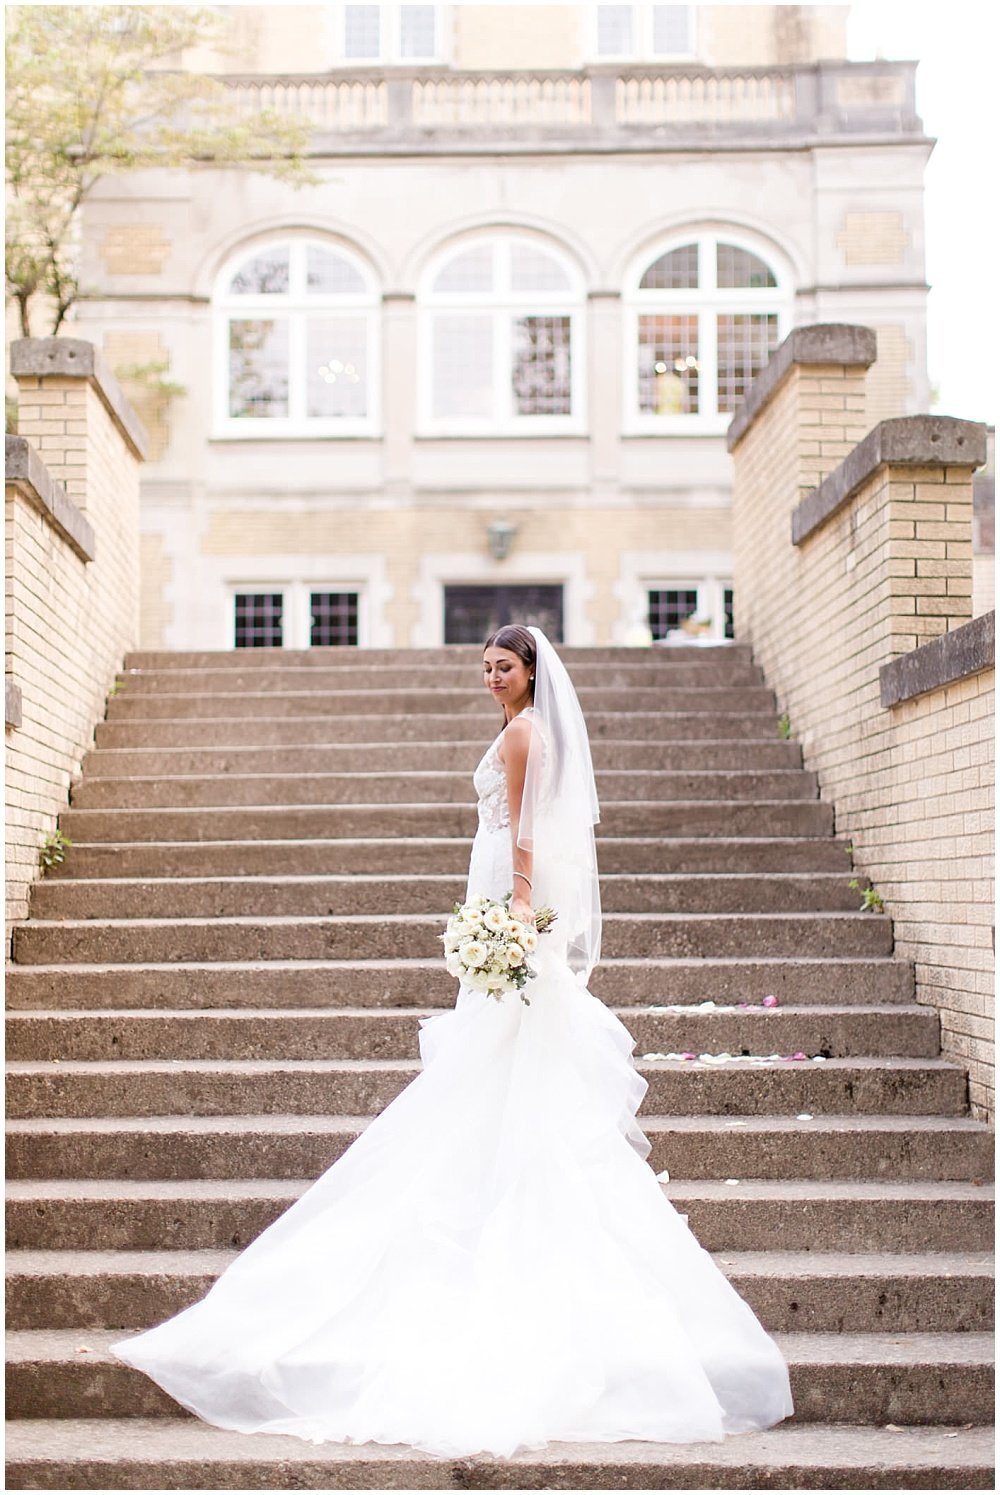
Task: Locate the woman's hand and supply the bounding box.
[509,897,535,927]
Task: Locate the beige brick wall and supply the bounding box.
[139,532,174,650]
[732,340,994,1120]
[6,353,144,938]
[866,324,913,427]
[99,223,171,276]
[199,502,731,645]
[104,332,174,462]
[837,212,909,268]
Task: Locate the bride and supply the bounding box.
[113,624,793,1457]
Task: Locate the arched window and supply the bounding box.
[420,235,585,434]
[626,232,788,432]
[214,238,379,436]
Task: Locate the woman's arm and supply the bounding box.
[498,715,534,923]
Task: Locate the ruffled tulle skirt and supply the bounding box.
[113,825,792,1456]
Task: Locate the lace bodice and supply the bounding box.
[473,733,510,833]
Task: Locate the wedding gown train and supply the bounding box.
[113,724,793,1456]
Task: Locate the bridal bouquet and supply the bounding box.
[441,893,556,1004]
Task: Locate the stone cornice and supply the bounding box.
[880,611,995,708]
[726,325,877,452]
[792,416,988,546]
[10,339,148,461]
[5,435,96,563]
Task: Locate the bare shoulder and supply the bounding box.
[496,712,533,768]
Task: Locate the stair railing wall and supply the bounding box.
[5,340,146,943]
[729,324,995,1122]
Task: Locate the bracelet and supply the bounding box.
[513,872,533,891]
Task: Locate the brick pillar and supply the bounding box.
[6,340,146,939]
[727,324,876,681]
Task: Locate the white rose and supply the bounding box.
[445,953,463,978]
[459,939,487,968]
[506,920,525,940]
[507,944,524,967]
[483,906,507,932]
[522,930,538,952]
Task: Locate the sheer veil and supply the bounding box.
[516,627,602,984]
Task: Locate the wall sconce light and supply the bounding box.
[486,518,516,561]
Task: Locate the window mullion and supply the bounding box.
[701,305,719,420]
[288,311,306,425]
[498,307,511,429]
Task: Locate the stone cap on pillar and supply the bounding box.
[10,338,148,461]
[727,324,878,452]
[792,415,989,546]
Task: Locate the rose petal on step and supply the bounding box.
[796,1113,813,1120]
[811,1055,827,1062]
[724,1178,740,1186]
[761,994,779,1008]
[884,1424,906,1433]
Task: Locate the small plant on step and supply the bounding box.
[39,829,73,870]
[107,679,124,697]
[777,712,791,740]
[849,879,884,914]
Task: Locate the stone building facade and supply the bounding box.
[72,3,933,648]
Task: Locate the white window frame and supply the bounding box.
[213,237,381,440]
[623,229,790,437]
[613,549,734,643]
[590,4,697,62]
[339,4,447,64]
[226,580,370,649]
[411,550,595,646]
[418,235,586,437]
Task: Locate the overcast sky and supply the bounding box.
[847,0,997,426]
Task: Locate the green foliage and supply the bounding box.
[113,358,186,401]
[849,879,885,914]
[5,5,313,335]
[777,712,792,740]
[107,678,125,697]
[40,829,73,870]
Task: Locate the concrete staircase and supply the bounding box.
[5,644,994,1490]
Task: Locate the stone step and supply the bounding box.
[104,686,777,721]
[70,768,819,811]
[6,1328,994,1427]
[118,661,766,693]
[7,1113,992,1182]
[8,1178,992,1255]
[4,1004,941,1064]
[5,1417,995,1491]
[3,1056,967,1122]
[55,800,836,842]
[11,911,891,965]
[45,835,853,881]
[6,1248,992,1335]
[123,644,754,669]
[122,642,747,666]
[94,710,783,748]
[4,956,916,1010]
[81,738,805,778]
[29,872,864,922]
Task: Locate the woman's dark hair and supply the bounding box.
[483,624,536,702]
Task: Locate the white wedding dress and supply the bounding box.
[113,722,793,1457]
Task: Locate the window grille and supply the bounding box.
[595,4,692,57]
[344,3,437,61]
[648,588,698,640]
[716,314,778,415]
[216,239,377,435]
[630,232,785,429]
[723,587,735,640]
[423,237,581,432]
[234,593,283,649]
[638,315,699,415]
[444,585,564,644]
[310,592,359,647]
[512,316,572,416]
[344,5,380,58]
